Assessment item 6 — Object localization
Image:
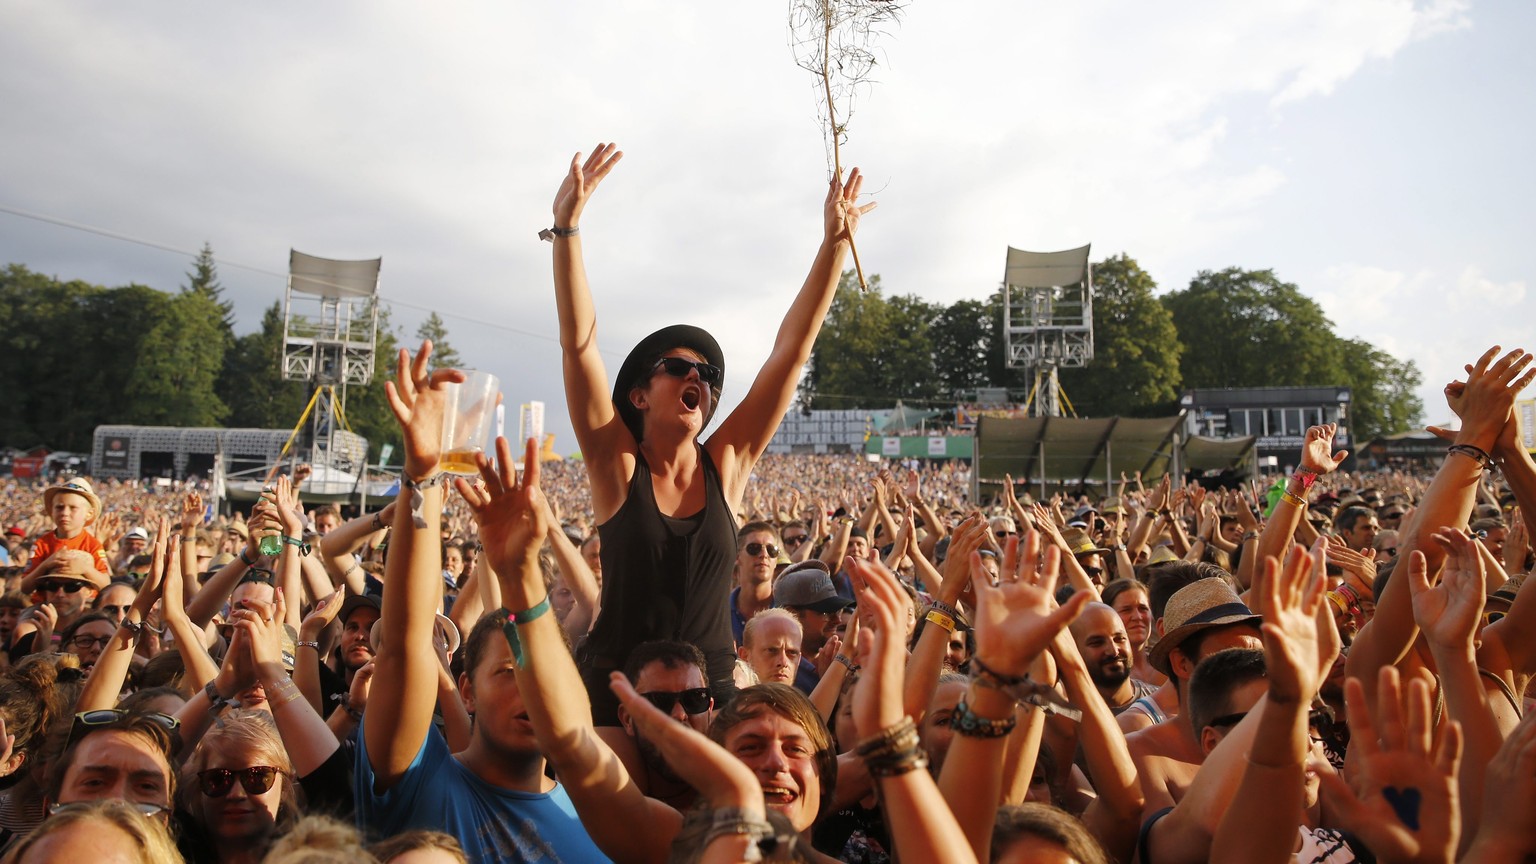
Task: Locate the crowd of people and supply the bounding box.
[0,141,1532,864]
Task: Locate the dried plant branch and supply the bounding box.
[789,0,907,291]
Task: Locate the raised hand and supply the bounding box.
[1300,423,1349,474]
[384,341,466,480]
[1426,347,1535,449]
[180,491,203,534]
[1326,539,1378,596]
[234,593,288,676]
[1260,543,1332,704]
[271,475,304,537]
[301,590,345,643]
[825,167,876,245]
[1321,668,1462,864]
[968,531,1091,679]
[845,557,910,736]
[1408,536,1483,657]
[552,142,623,229]
[455,436,547,610]
[1504,510,1529,575]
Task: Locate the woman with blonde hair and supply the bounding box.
[179,710,298,864]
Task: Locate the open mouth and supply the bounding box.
[681,386,702,411]
[761,785,798,809]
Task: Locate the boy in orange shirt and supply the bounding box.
[22,478,110,579]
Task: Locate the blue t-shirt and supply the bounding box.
[356,719,611,863]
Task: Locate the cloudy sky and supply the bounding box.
[3,1,1531,456]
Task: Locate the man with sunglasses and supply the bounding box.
[730,521,782,645]
[616,640,715,810]
[18,550,109,652]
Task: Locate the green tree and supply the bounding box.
[124,289,230,426]
[183,242,235,333]
[1161,268,1343,389]
[1337,339,1424,442]
[930,298,992,396]
[414,311,461,370]
[1058,254,1182,416]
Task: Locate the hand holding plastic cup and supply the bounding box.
[439,371,501,475]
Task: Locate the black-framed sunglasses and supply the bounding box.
[652,357,723,387]
[995,530,1017,538]
[1209,708,1329,735]
[782,534,809,547]
[744,542,780,559]
[35,580,87,594]
[641,687,713,716]
[198,766,283,798]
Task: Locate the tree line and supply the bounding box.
[801,254,1423,443]
[0,247,460,458]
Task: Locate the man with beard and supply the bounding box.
[616,640,715,809]
[1070,602,1158,714]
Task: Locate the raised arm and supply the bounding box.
[317,503,393,597]
[543,515,600,639]
[365,342,465,791]
[458,436,678,864]
[270,477,305,629]
[847,554,978,864]
[711,169,875,501]
[1349,347,1533,707]
[549,143,630,502]
[78,520,168,712]
[1210,543,1332,864]
[238,591,341,774]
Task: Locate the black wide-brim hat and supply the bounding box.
[612,324,725,442]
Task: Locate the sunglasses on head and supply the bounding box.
[69,709,182,753]
[744,542,780,558]
[641,687,713,716]
[652,357,723,386]
[197,766,283,798]
[36,580,86,594]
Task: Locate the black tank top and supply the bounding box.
[584,447,739,694]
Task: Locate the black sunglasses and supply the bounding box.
[1209,708,1328,733]
[782,534,809,547]
[744,542,780,558]
[652,357,723,386]
[36,580,87,594]
[641,687,713,716]
[198,766,282,798]
[995,530,1017,538]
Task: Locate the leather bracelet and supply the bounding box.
[538,224,580,241]
[371,512,385,531]
[238,547,257,567]
[1447,444,1495,471]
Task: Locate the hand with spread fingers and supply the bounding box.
[1321,667,1462,864]
[1426,347,1535,452]
[455,436,547,612]
[1468,709,1536,859]
[968,530,1092,679]
[1300,423,1349,474]
[383,341,467,479]
[552,142,624,231]
[1261,542,1334,705]
[845,557,911,735]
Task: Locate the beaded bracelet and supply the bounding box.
[951,697,1018,738]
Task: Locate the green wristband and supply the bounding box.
[500,595,552,668]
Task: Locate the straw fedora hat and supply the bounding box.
[42,478,102,521]
[1060,527,1110,557]
[21,549,110,593]
[1145,577,1260,675]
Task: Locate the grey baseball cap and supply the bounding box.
[773,560,852,614]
